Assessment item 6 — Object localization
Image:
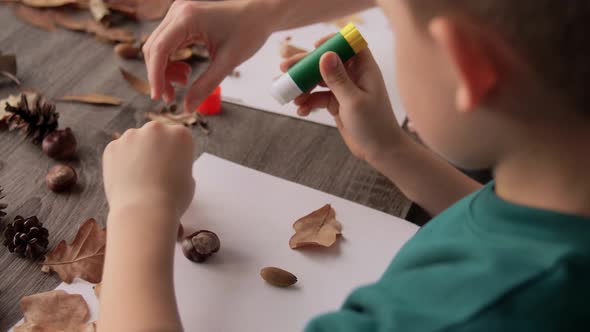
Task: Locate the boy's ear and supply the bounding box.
[429,17,499,113]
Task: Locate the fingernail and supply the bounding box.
[326,53,339,70]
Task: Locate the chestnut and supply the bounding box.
[46,164,77,193]
[181,230,220,263]
[42,128,77,160]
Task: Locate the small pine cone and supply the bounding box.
[0,186,6,223]
[3,216,49,260]
[5,94,59,144]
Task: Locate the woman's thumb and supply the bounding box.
[319,52,359,99]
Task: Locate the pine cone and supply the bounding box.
[0,186,6,223]
[3,216,49,260]
[5,94,59,144]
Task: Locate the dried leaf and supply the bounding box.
[86,20,134,43]
[170,47,193,62]
[289,204,342,249]
[89,0,109,21]
[41,218,106,283]
[114,42,141,59]
[191,43,210,60]
[146,111,198,127]
[120,67,150,95]
[1,71,21,85]
[15,290,93,332]
[22,0,77,7]
[280,40,307,59]
[53,12,87,31]
[16,320,97,331]
[57,93,123,105]
[15,5,57,31]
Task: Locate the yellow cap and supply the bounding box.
[340,23,368,54]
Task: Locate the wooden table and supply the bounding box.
[0,8,411,329]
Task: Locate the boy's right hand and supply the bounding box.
[281,42,403,163]
[143,0,272,112]
[102,122,195,222]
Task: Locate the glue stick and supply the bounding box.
[270,23,368,105]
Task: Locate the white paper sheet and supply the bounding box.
[12,154,418,332]
[221,8,406,127]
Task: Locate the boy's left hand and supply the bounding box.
[280,36,403,163]
[102,121,195,222]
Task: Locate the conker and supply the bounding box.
[181,230,220,263]
[46,164,77,193]
[42,128,77,160]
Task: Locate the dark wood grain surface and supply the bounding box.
[0,7,411,330]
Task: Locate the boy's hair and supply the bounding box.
[407,1,590,112]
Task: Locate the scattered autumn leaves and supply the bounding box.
[9,218,104,331]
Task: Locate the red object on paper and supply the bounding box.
[196,86,222,115]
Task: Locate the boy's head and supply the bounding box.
[378,0,590,169]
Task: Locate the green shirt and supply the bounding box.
[306,182,590,331]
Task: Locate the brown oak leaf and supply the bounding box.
[289,204,343,249]
[15,290,96,332]
[41,218,106,283]
[120,67,150,95]
[15,5,57,32]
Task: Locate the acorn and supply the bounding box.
[181,230,220,263]
[260,267,297,288]
[42,128,77,160]
[46,164,77,193]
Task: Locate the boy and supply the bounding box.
[99,0,590,331]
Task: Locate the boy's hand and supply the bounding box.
[102,122,195,221]
[281,39,402,162]
[143,0,272,112]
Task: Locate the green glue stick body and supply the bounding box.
[271,23,368,105]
